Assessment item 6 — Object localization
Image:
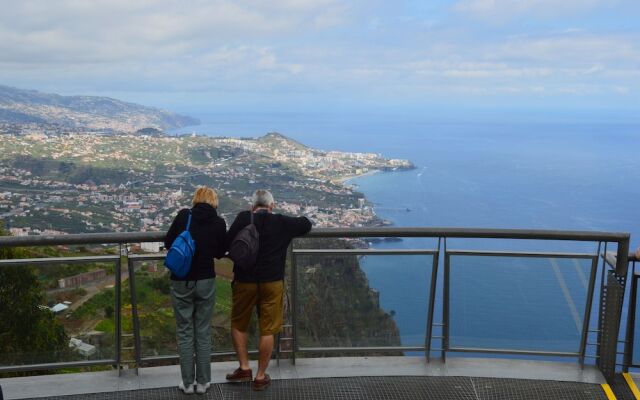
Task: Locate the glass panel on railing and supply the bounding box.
[0,260,118,367]
[130,258,246,359]
[295,254,434,352]
[448,254,594,353]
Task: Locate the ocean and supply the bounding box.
[173,112,640,354]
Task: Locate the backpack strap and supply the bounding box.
[185,209,193,231]
[250,210,254,225]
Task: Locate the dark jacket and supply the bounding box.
[227,210,312,283]
[164,203,227,281]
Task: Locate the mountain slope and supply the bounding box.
[0,85,199,132]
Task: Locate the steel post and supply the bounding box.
[425,238,440,363]
[115,250,122,375]
[578,247,599,367]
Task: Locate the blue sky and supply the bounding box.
[0,0,638,116]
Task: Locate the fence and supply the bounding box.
[0,227,631,380]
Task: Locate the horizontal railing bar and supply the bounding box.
[0,227,630,248]
[140,350,258,363]
[292,249,437,256]
[0,231,166,247]
[0,255,120,267]
[605,252,639,265]
[584,355,600,359]
[304,227,629,241]
[448,347,579,357]
[446,250,596,259]
[128,254,166,260]
[0,359,117,373]
[298,346,424,353]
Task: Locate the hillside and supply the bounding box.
[0,85,199,132]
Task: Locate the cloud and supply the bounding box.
[0,0,346,64]
[0,0,638,109]
[453,0,608,21]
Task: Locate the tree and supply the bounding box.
[0,224,68,365]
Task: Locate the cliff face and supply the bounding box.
[292,238,401,352]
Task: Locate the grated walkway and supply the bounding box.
[22,376,608,400]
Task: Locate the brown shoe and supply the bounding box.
[226,367,252,383]
[252,374,271,391]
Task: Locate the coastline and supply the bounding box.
[335,169,382,185]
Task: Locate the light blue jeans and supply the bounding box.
[170,278,216,386]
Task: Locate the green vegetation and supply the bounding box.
[0,223,70,369]
[11,155,132,185]
[295,238,401,353]
[70,287,115,321]
[94,319,115,334]
[123,265,235,357]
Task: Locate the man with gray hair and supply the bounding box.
[225,189,312,391]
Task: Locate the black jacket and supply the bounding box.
[227,210,312,283]
[164,203,227,281]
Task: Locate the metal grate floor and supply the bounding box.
[20,376,608,400]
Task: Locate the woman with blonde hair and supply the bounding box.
[164,186,226,394]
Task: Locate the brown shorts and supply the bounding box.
[231,280,284,336]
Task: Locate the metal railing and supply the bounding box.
[0,254,122,373]
[0,227,631,380]
[618,253,640,372]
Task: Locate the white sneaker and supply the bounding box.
[196,382,210,394]
[179,382,195,394]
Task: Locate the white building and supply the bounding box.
[69,338,97,357]
[141,242,163,253]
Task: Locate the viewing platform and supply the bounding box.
[3,357,635,399]
[0,227,638,399]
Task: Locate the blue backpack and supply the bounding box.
[164,210,195,278]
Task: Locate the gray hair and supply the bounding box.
[252,189,274,208]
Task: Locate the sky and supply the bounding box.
[0,0,639,116]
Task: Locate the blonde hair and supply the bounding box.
[192,186,218,208]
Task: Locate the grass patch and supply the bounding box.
[94,319,115,334]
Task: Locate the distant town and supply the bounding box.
[0,129,414,236]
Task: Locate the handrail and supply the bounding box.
[0,226,632,379]
[0,226,629,245]
[0,226,630,275]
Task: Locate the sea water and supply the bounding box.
[174,112,640,353]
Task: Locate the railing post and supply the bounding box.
[442,238,449,362]
[115,246,123,375]
[578,246,599,368]
[597,240,630,381]
[623,263,637,372]
[616,239,630,276]
[289,243,297,365]
[425,238,440,363]
[127,256,142,375]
